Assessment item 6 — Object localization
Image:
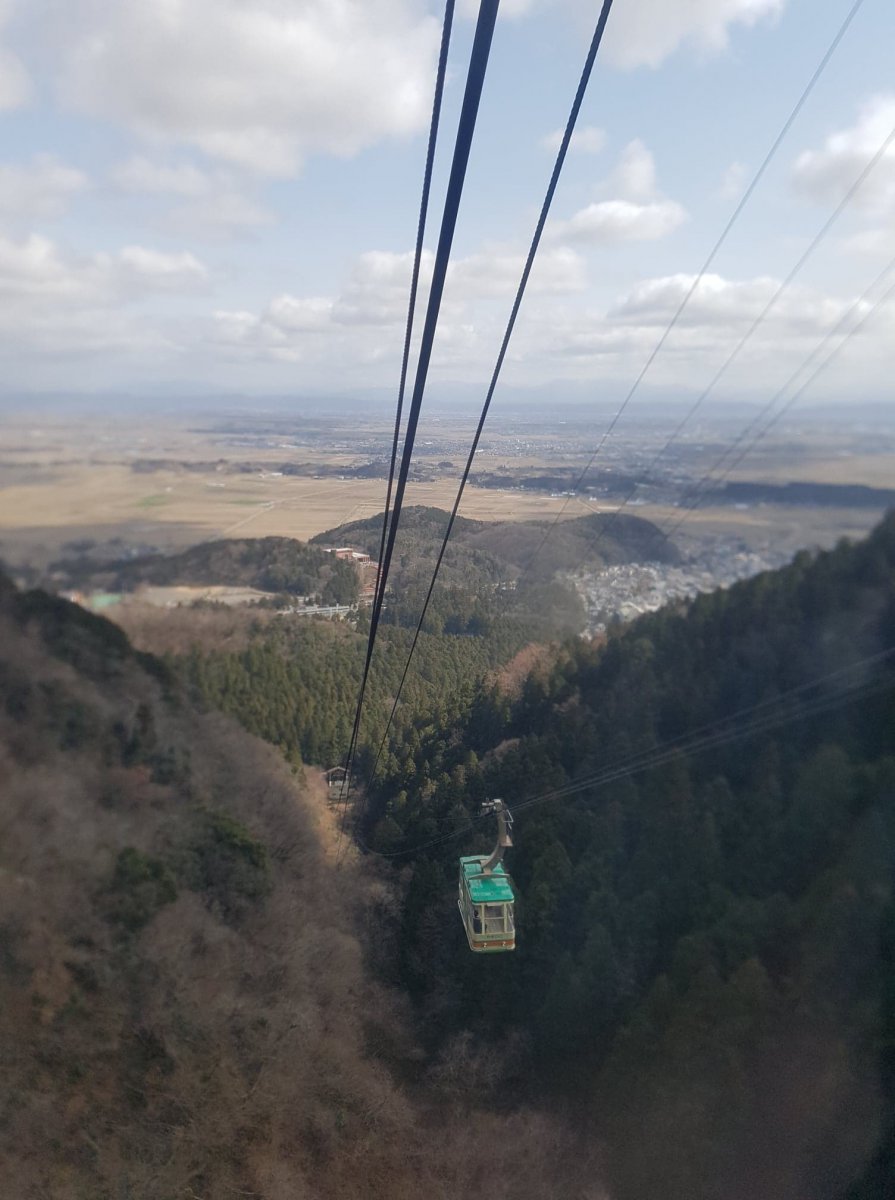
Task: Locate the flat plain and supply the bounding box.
[1,406,892,569]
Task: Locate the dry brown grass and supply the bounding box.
[0,590,607,1200]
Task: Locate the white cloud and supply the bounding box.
[599,0,784,70]
[111,156,273,239]
[332,249,430,327]
[541,125,606,155]
[842,227,895,257]
[46,0,442,176]
[210,239,588,367]
[792,94,895,215]
[0,155,87,223]
[0,234,208,305]
[0,0,29,110]
[0,234,207,359]
[718,160,747,199]
[608,138,656,200]
[267,294,333,333]
[111,156,211,197]
[459,0,536,16]
[114,245,208,290]
[609,272,845,333]
[452,244,586,296]
[550,140,686,244]
[166,193,273,239]
[552,199,687,243]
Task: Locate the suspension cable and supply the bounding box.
[546,119,895,575]
[366,0,617,783]
[518,0,869,581]
[335,0,455,847]
[363,645,895,858]
[372,0,456,617]
[339,0,501,830]
[657,268,895,546]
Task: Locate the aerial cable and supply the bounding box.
[366,0,617,783]
[339,0,501,823]
[518,0,870,580]
[657,264,895,546]
[553,117,895,574]
[335,0,455,850]
[371,660,895,858]
[376,640,895,833]
[643,121,895,515]
[511,672,894,817]
[580,247,895,566]
[372,0,456,617]
[363,645,895,858]
[370,55,890,785]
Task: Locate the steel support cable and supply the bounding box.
[372,0,456,617]
[339,0,501,828]
[584,250,895,523]
[367,667,895,857]
[376,639,895,833]
[368,114,895,791]
[517,0,869,581]
[366,0,617,784]
[577,249,895,569]
[659,266,895,546]
[550,117,895,576]
[362,644,895,856]
[511,672,895,817]
[335,0,455,846]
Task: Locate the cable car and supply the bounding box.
[458,799,516,953]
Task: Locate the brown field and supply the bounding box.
[0,410,892,567]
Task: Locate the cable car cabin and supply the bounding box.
[458,856,516,953]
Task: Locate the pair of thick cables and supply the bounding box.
[366,0,876,783]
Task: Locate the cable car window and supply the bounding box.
[483,903,506,933]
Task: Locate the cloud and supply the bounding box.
[599,0,785,69]
[267,294,334,333]
[608,272,845,333]
[111,155,273,238]
[0,234,207,359]
[45,0,442,176]
[541,125,606,155]
[211,239,588,366]
[0,0,29,109]
[114,245,208,290]
[459,0,536,16]
[110,156,211,198]
[0,155,88,223]
[550,140,686,244]
[718,160,747,200]
[0,234,208,305]
[452,244,587,297]
[792,94,895,215]
[608,138,656,200]
[552,199,687,244]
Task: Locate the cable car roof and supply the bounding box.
[460,856,515,903]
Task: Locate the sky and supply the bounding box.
[0,0,893,409]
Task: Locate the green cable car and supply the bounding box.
[458,799,516,953]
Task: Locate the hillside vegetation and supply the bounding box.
[361,512,895,1200]
[6,512,895,1199]
[51,536,360,604]
[0,578,600,1199]
[313,503,680,583]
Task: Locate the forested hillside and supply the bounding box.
[314,503,680,583]
[6,514,894,1199]
[51,536,360,604]
[360,512,895,1200]
[0,577,600,1199]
